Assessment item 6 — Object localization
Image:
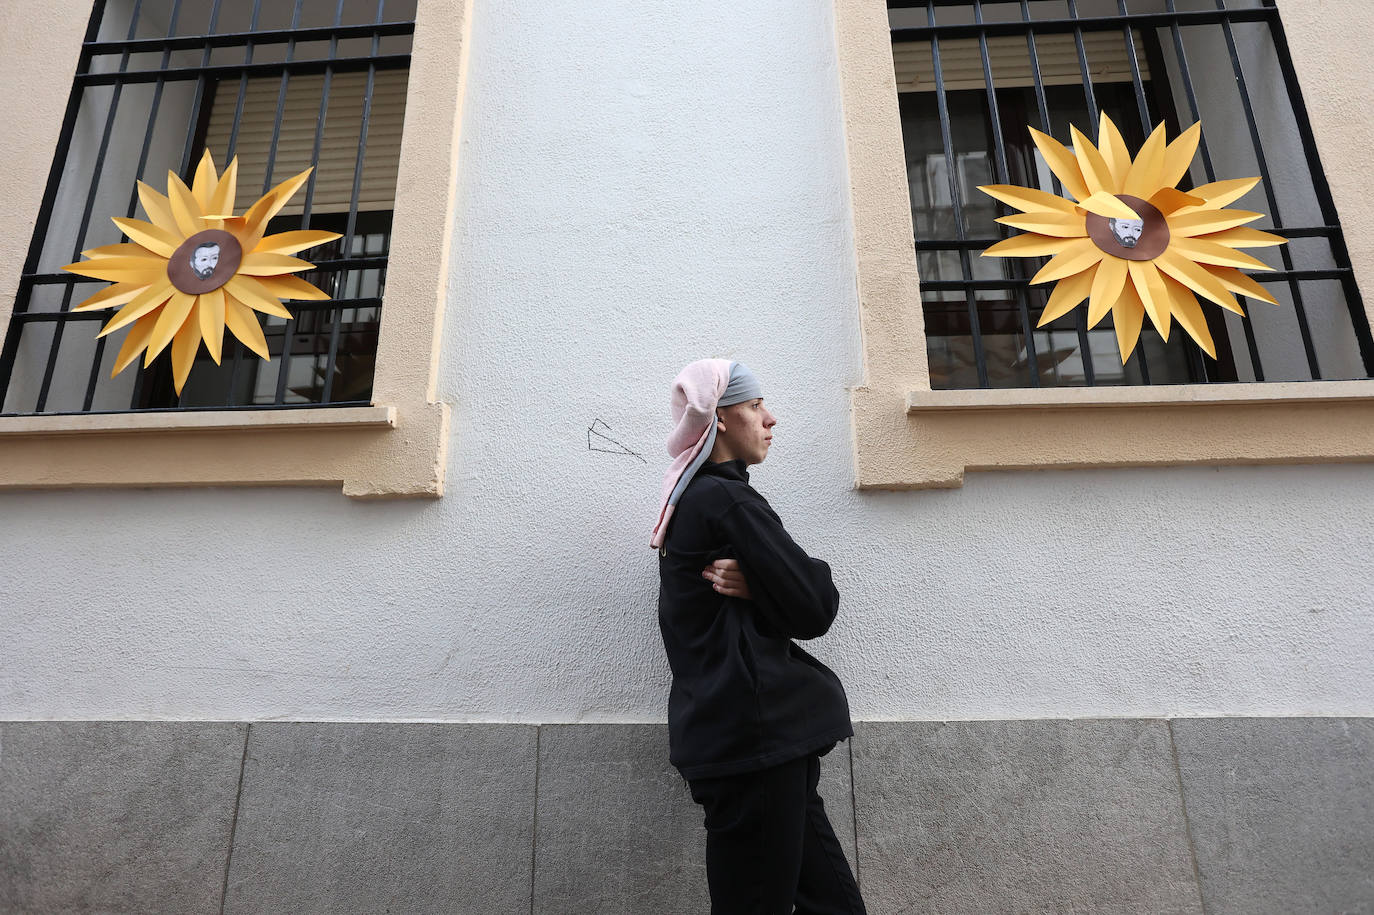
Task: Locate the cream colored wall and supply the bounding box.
[0,0,90,334]
[837,0,1374,490]
[1276,0,1374,335]
[0,0,466,498]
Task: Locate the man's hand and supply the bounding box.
[702,559,752,599]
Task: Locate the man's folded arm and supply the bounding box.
[718,499,840,639]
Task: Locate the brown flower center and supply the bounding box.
[167,229,243,294]
[1085,194,1170,261]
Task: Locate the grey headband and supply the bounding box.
[718,362,763,407]
[666,362,762,507]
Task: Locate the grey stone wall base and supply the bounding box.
[0,721,247,915]
[1,718,1370,914]
[854,719,1202,914]
[1171,717,1374,915]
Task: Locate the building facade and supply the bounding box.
[1,0,1370,912]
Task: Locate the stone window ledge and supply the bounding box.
[906,380,1374,412]
[0,401,448,498]
[852,381,1374,490]
[0,405,396,437]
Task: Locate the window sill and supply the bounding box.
[851,381,1374,490]
[0,405,396,437]
[0,401,449,498]
[906,380,1374,412]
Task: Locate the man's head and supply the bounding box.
[1108,216,1144,248]
[190,241,221,279]
[711,398,776,465]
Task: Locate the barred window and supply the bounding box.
[890,0,1374,389]
[0,0,416,415]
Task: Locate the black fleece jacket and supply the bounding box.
[657,460,853,780]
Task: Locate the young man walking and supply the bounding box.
[651,358,867,915]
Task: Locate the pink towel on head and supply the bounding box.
[650,358,733,549]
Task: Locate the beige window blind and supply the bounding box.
[202,68,409,216]
[893,31,1150,93]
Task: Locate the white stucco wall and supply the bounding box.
[2,0,1371,721]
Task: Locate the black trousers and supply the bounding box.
[688,753,867,915]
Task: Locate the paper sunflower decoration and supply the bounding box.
[62,151,341,393]
[978,114,1286,362]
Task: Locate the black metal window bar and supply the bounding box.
[0,0,416,415]
[889,0,1374,389]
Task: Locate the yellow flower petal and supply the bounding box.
[1211,266,1280,306]
[166,171,205,237]
[137,181,179,236]
[208,157,240,217]
[1160,274,1217,358]
[978,184,1077,215]
[237,252,316,275]
[198,287,226,364]
[73,280,152,313]
[1194,227,1287,248]
[1129,260,1172,339]
[79,242,151,260]
[1168,237,1274,272]
[1155,248,1242,314]
[1112,276,1147,364]
[1148,187,1206,215]
[256,275,332,301]
[1122,124,1168,199]
[1183,177,1260,211]
[1088,255,1129,328]
[1029,127,1090,202]
[144,289,197,365]
[1036,263,1098,326]
[1071,125,1117,195]
[253,167,315,234]
[1077,191,1140,221]
[1169,209,1265,237]
[1097,113,1132,189]
[996,212,1088,238]
[62,257,166,282]
[236,192,282,254]
[111,216,182,258]
[982,233,1068,258]
[224,275,293,319]
[224,294,271,360]
[98,280,175,336]
[1159,122,1202,189]
[112,312,159,376]
[1032,237,1103,285]
[171,300,204,394]
[253,229,342,256]
[191,150,217,211]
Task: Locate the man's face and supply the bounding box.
[191,244,221,279]
[715,398,776,466]
[1109,217,1144,248]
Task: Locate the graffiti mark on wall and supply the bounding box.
[588,418,647,463]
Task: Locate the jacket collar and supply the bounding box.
[698,459,750,483]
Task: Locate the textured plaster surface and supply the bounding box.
[1,0,1373,722]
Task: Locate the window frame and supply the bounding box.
[0,0,471,498]
[836,0,1374,489]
